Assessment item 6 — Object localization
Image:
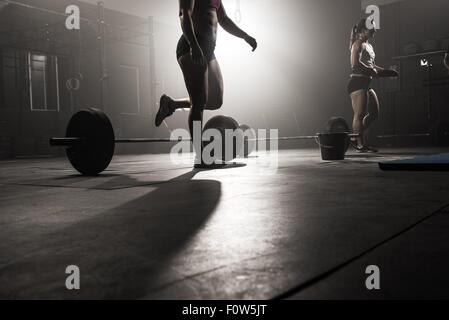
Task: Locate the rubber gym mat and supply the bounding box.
[379,153,449,171]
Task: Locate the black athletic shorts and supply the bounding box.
[347,75,372,94]
[176,35,216,62]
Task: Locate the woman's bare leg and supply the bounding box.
[178,54,208,158]
[159,56,223,163]
[363,89,379,131]
[350,89,368,147]
[168,58,223,111]
[169,98,191,110]
[205,59,224,110]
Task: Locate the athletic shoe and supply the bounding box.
[193,157,228,170]
[350,139,359,150]
[155,94,174,127]
[356,145,379,153]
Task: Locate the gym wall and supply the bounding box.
[3,0,447,158]
[0,0,155,158]
[368,0,449,146]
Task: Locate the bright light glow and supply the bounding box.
[214,0,309,128]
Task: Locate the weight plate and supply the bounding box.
[238,124,257,158]
[326,117,350,153]
[226,116,240,130]
[66,108,115,175]
[203,116,239,162]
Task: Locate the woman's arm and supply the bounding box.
[179,0,205,64]
[374,64,385,71]
[351,40,376,75]
[217,4,257,51]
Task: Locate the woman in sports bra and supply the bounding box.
[155,0,257,167]
[348,18,385,153]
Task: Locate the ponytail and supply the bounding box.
[349,25,358,50]
[349,18,368,50]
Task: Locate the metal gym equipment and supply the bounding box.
[49,108,359,175]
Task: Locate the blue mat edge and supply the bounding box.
[379,153,449,172]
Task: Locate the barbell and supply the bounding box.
[49,108,358,176]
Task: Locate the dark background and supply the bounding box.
[368,0,449,146]
[0,0,448,159]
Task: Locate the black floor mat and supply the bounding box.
[379,153,449,171]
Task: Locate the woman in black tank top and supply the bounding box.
[347,18,385,153]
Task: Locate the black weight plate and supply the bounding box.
[66,108,115,175]
[326,117,350,153]
[203,116,239,162]
[227,116,240,130]
[238,124,257,158]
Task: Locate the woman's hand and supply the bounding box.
[244,35,258,52]
[191,45,206,65]
[374,66,385,72]
[369,68,378,77]
[375,68,400,78]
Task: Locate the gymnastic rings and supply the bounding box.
[66,73,84,91]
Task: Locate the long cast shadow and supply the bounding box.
[1,170,222,299]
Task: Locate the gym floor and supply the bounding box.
[1,148,448,300]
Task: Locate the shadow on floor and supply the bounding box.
[8,163,247,190]
[0,170,222,299]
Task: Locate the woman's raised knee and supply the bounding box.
[206,97,223,110]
